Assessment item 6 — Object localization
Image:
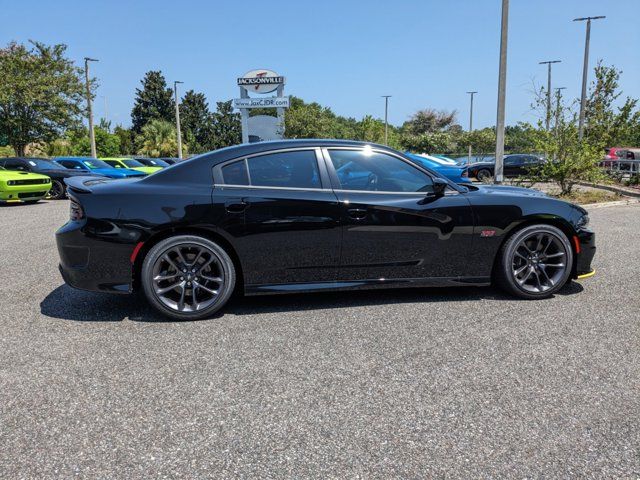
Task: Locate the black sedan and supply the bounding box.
[56,140,595,320]
[468,154,545,181]
[0,157,105,200]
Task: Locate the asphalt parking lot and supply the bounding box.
[1,200,639,478]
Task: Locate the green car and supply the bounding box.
[100,157,162,175]
[0,166,51,203]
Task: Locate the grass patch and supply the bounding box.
[555,189,620,204]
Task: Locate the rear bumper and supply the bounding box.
[56,220,134,294]
[574,228,596,278]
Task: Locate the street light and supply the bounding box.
[84,57,99,158]
[466,91,477,168]
[494,0,509,184]
[539,60,561,130]
[574,15,605,140]
[174,81,184,159]
[382,95,391,145]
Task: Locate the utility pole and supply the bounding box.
[382,95,391,145]
[494,0,509,184]
[574,15,605,140]
[539,60,561,130]
[554,87,566,134]
[174,81,184,159]
[466,91,477,168]
[84,57,99,158]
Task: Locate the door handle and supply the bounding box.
[347,208,367,220]
[225,201,248,213]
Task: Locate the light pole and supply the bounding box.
[539,60,561,130]
[494,0,509,184]
[554,87,566,134]
[174,81,184,159]
[84,57,99,158]
[382,95,391,145]
[574,15,605,140]
[466,91,477,168]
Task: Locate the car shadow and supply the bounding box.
[40,281,584,323]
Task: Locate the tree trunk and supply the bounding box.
[14,144,26,157]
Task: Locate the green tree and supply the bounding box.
[114,125,134,155]
[400,108,461,153]
[69,127,121,157]
[136,119,184,157]
[209,100,241,149]
[284,97,336,138]
[531,95,604,195]
[0,41,86,156]
[131,71,174,134]
[180,90,213,152]
[584,62,640,147]
[460,128,497,157]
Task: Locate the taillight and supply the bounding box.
[69,199,85,221]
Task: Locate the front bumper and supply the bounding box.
[574,228,596,278]
[0,184,51,202]
[56,220,134,294]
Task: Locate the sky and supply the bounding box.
[2,0,639,129]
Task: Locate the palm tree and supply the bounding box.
[137,119,186,157]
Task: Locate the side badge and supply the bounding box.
[480,230,496,237]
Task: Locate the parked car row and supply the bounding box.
[0,156,181,203]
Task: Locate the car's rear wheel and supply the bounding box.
[476,169,492,182]
[141,235,236,320]
[47,180,66,200]
[495,224,573,299]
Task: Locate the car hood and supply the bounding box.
[469,162,495,168]
[473,184,548,197]
[0,170,50,181]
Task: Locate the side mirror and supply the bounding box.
[432,177,448,197]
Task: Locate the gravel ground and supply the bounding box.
[0,200,638,478]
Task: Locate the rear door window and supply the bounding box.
[246,150,321,189]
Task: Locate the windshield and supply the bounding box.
[144,159,170,167]
[28,159,67,171]
[122,159,145,168]
[82,159,112,169]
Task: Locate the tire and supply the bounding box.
[476,169,492,182]
[47,179,66,200]
[495,224,573,299]
[141,235,236,320]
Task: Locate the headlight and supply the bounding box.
[576,214,590,229]
[7,180,15,186]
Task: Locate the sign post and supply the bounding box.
[235,69,287,143]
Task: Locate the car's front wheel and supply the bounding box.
[141,235,236,320]
[495,224,573,299]
[47,180,66,200]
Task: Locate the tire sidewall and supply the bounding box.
[477,169,491,181]
[141,235,236,320]
[500,224,573,299]
[49,179,66,200]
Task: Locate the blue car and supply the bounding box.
[405,153,472,184]
[54,157,147,179]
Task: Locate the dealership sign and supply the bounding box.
[233,97,290,109]
[237,69,285,94]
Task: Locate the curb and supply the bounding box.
[575,181,640,199]
[579,198,640,209]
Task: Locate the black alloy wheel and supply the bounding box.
[47,179,66,200]
[141,235,236,320]
[476,169,492,182]
[496,224,573,299]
